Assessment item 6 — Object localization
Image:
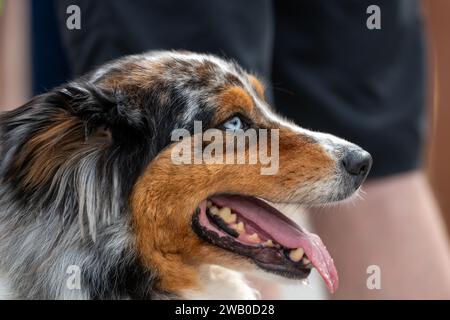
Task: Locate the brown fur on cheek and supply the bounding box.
[131,150,251,295]
[130,128,335,295]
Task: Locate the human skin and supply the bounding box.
[310,171,450,299]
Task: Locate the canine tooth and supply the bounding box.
[264,240,274,247]
[233,222,245,233]
[207,201,212,208]
[289,248,304,262]
[248,233,261,243]
[210,206,219,215]
[302,257,311,265]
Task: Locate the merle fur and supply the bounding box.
[0,77,214,299]
[0,51,252,299]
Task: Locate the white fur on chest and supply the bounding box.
[182,265,260,300]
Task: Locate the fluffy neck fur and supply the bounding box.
[0,86,159,299]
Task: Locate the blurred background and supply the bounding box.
[1,0,449,299]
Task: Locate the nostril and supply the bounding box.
[341,158,349,172]
[359,164,368,175]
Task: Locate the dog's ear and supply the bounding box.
[1,82,146,152]
[1,82,148,178]
[57,83,147,145]
[0,82,150,240]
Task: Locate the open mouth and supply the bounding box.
[192,194,338,293]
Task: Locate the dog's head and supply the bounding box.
[0,51,371,298]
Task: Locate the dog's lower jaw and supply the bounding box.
[180,265,260,300]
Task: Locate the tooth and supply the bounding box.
[248,233,261,243]
[218,207,231,218]
[264,240,274,247]
[289,248,304,262]
[207,201,212,208]
[302,257,311,265]
[220,207,231,214]
[225,214,237,223]
[233,222,245,233]
[218,207,237,223]
[209,206,219,215]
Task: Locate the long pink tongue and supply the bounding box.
[212,195,339,293]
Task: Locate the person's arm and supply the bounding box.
[310,171,450,299]
[0,0,30,111]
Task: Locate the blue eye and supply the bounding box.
[223,116,243,131]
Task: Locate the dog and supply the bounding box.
[0,51,372,299]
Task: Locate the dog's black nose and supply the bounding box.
[342,149,372,181]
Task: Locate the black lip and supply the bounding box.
[205,208,239,238]
[191,208,312,279]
